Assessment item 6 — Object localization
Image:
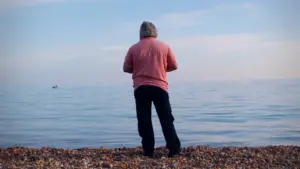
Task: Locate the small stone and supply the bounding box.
[169,162,178,168]
[114,155,122,161]
[99,154,107,160]
[102,162,111,168]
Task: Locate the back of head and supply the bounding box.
[139,21,158,40]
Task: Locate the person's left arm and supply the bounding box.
[123,47,133,73]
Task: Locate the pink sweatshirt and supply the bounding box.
[123,37,178,92]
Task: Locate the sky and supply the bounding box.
[0,0,299,85]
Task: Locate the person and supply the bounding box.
[122,21,181,158]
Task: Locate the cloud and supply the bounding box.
[2,33,299,85]
[119,2,256,31]
[165,34,300,81]
[214,2,255,10]
[0,42,131,84]
[100,45,129,52]
[152,2,255,27]
[155,11,207,27]
[169,34,264,53]
[0,0,108,10]
[0,0,64,9]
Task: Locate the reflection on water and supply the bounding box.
[0,79,299,148]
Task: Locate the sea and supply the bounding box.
[0,79,299,149]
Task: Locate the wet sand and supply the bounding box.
[0,145,299,168]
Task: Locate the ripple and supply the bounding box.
[269,136,300,142]
[1,80,300,148]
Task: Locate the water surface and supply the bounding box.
[0,79,299,148]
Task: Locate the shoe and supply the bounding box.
[168,149,181,158]
[143,152,153,158]
[168,152,181,158]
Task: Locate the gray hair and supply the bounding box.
[139,21,158,39]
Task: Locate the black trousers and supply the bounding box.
[134,85,181,154]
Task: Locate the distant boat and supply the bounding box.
[52,85,58,89]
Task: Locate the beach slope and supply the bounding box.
[1,145,299,168]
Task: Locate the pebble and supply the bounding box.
[0,145,299,168]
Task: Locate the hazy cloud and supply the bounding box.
[153,2,256,27]
[0,0,110,10]
[1,1,299,85]
[166,34,300,81]
[2,33,299,84]
[0,0,66,9]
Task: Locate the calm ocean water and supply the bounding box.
[0,79,299,148]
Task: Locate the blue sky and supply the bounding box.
[0,0,299,85]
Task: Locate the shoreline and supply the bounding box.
[1,145,299,168]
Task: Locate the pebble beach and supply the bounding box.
[0,145,299,168]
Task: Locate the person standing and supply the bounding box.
[122,21,181,158]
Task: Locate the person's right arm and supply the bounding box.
[166,46,178,72]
